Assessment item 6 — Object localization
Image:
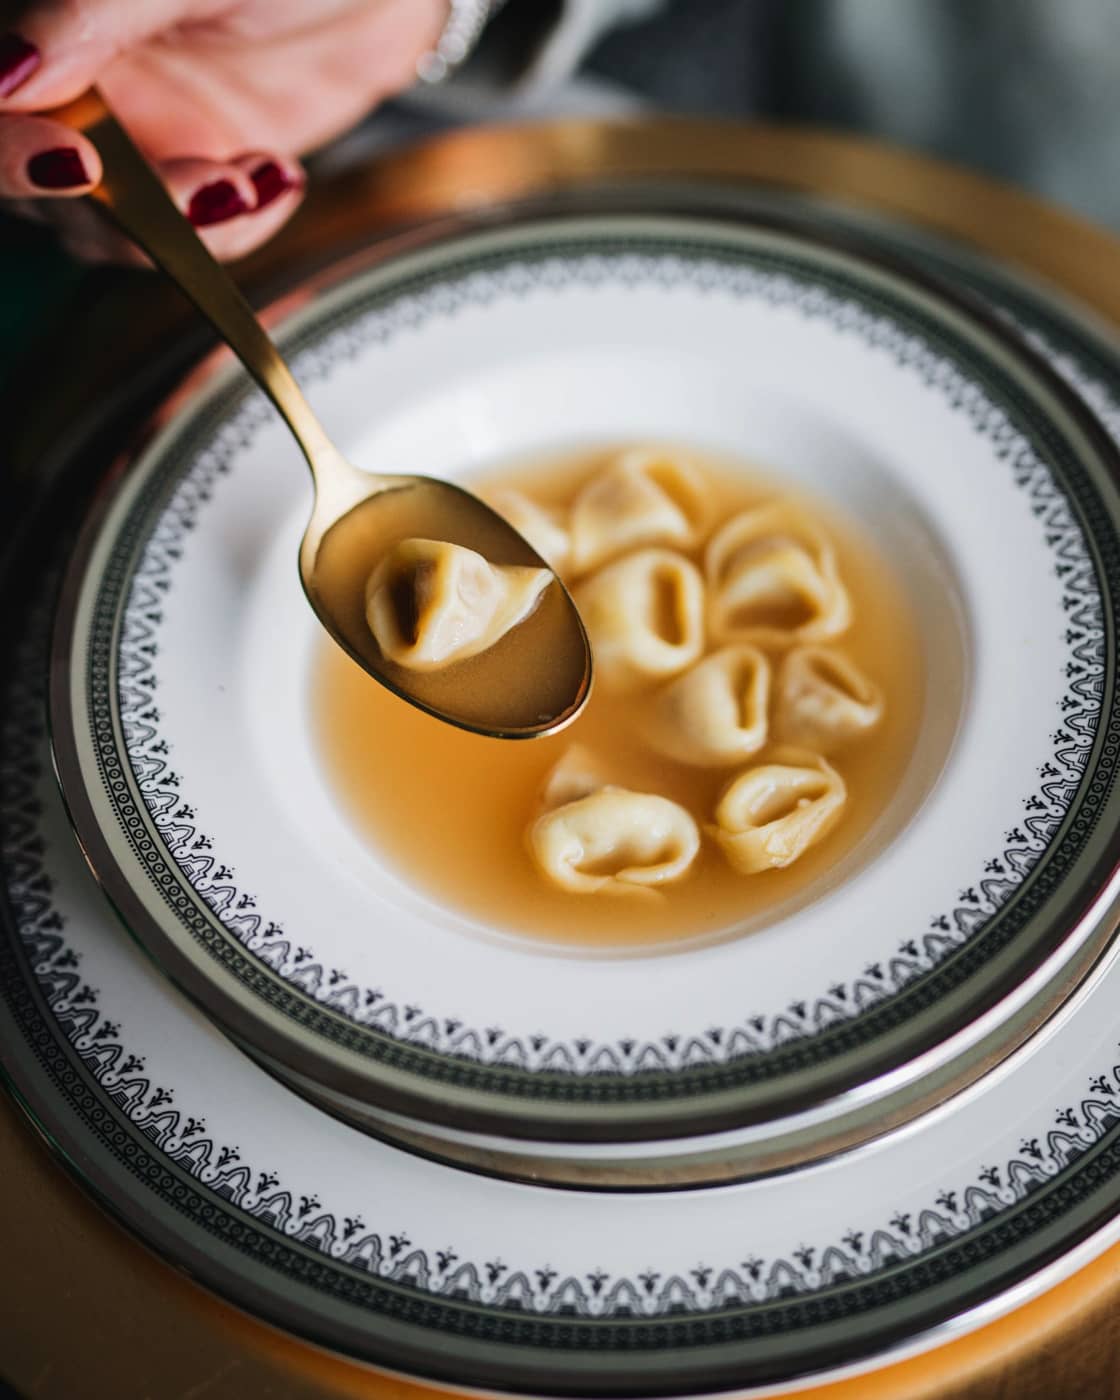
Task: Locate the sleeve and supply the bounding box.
[310,0,672,173]
[511,0,672,94]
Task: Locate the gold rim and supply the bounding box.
[316,117,1120,327]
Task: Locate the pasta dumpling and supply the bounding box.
[366,537,550,671]
[777,647,883,750]
[643,645,771,767]
[530,785,700,894]
[569,449,707,574]
[705,501,850,648]
[574,548,705,691]
[538,743,616,808]
[711,749,846,874]
[488,489,571,572]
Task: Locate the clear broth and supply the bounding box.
[313,447,926,948]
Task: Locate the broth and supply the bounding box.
[313,447,926,948]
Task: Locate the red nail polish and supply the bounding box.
[27,146,89,189]
[188,179,249,227]
[250,161,300,210]
[0,32,40,97]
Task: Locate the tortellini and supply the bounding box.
[711,751,847,875]
[530,780,700,895]
[426,451,895,904]
[777,647,883,750]
[643,646,771,767]
[569,449,708,574]
[573,548,705,691]
[705,502,850,648]
[366,537,550,671]
[487,489,571,573]
[538,743,616,809]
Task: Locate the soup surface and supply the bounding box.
[314,446,926,947]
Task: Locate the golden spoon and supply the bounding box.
[54,91,592,739]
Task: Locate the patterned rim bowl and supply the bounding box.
[49,209,1120,1182]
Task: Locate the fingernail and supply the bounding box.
[0,32,41,97]
[28,146,90,189]
[250,161,301,210]
[188,179,249,227]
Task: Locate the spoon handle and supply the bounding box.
[50,90,347,483]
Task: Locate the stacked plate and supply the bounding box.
[6,167,1120,1396]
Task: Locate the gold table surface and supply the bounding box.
[6,117,1120,1399]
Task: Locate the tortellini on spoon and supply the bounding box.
[777,646,883,750]
[643,645,771,766]
[366,538,550,671]
[711,749,847,874]
[705,501,850,648]
[573,547,705,691]
[569,448,708,574]
[530,750,700,895]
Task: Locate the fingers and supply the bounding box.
[231,151,305,216]
[23,148,305,264]
[0,1,197,108]
[162,151,305,260]
[0,3,308,264]
[0,112,100,196]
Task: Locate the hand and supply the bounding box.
[0,0,447,261]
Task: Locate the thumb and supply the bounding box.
[0,0,210,107]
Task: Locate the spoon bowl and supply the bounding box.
[56,90,591,738]
[304,464,591,734]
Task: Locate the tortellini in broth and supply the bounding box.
[487,489,571,573]
[366,538,550,671]
[643,645,771,767]
[538,743,616,808]
[574,547,705,691]
[569,449,708,573]
[323,443,914,941]
[516,451,893,895]
[705,502,851,648]
[530,749,700,895]
[712,751,847,875]
[777,647,883,750]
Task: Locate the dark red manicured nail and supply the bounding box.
[0,32,40,98]
[188,179,249,227]
[27,146,89,189]
[250,160,300,209]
